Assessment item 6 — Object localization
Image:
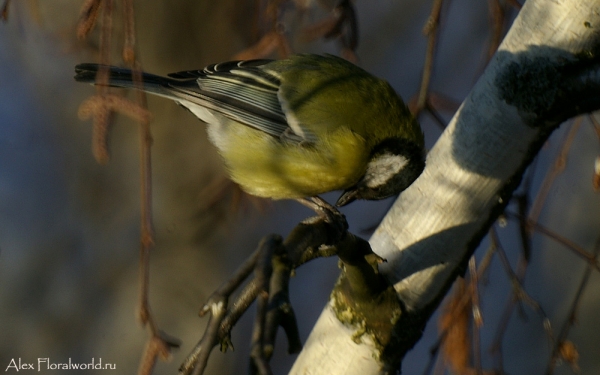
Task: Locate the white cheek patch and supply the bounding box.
[364,153,409,189]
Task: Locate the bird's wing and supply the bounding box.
[167,60,312,143]
[264,54,375,141]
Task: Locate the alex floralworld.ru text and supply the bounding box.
[5,357,116,371]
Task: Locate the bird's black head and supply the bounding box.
[336,138,426,207]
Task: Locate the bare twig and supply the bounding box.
[528,117,582,226]
[76,1,179,373]
[414,0,444,116]
[468,256,483,375]
[180,199,393,375]
[114,4,181,373]
[547,236,600,374]
[133,63,177,375]
[492,142,541,363]
[186,301,229,375]
[122,0,136,63]
[94,0,112,164]
[487,0,504,60]
[201,247,263,317]
[424,237,497,375]
[487,0,521,59]
[180,244,265,375]
[489,228,553,371]
[515,185,532,264]
[181,211,349,375]
[505,211,600,272]
[262,250,302,359]
[424,100,448,130]
[439,278,470,375]
[249,238,277,375]
[496,235,551,330]
[427,92,462,114]
[407,93,460,130]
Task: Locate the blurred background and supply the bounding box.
[0,0,598,374]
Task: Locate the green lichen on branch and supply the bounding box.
[329,234,403,361]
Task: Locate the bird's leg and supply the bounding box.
[295,196,348,231]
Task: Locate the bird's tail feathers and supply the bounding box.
[74,63,186,97]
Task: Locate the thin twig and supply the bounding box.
[182,207,349,374]
[486,0,505,60]
[415,0,444,115]
[528,117,582,227]
[249,239,276,375]
[219,278,262,339]
[489,228,553,371]
[425,100,448,130]
[181,261,260,374]
[91,0,113,164]
[125,11,180,375]
[424,235,497,375]
[201,247,263,316]
[515,189,532,263]
[495,236,551,330]
[251,289,273,375]
[468,256,483,375]
[263,251,302,357]
[187,302,228,375]
[546,236,600,374]
[505,211,600,272]
[179,242,269,375]
[77,0,179,372]
[438,277,470,374]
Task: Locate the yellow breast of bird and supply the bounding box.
[217,121,369,200]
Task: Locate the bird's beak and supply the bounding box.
[336,189,358,207]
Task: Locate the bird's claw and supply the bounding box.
[296,196,348,233]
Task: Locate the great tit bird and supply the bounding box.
[74,54,425,207]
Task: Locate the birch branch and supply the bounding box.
[290,1,600,374]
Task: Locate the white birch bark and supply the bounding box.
[290,0,600,374]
